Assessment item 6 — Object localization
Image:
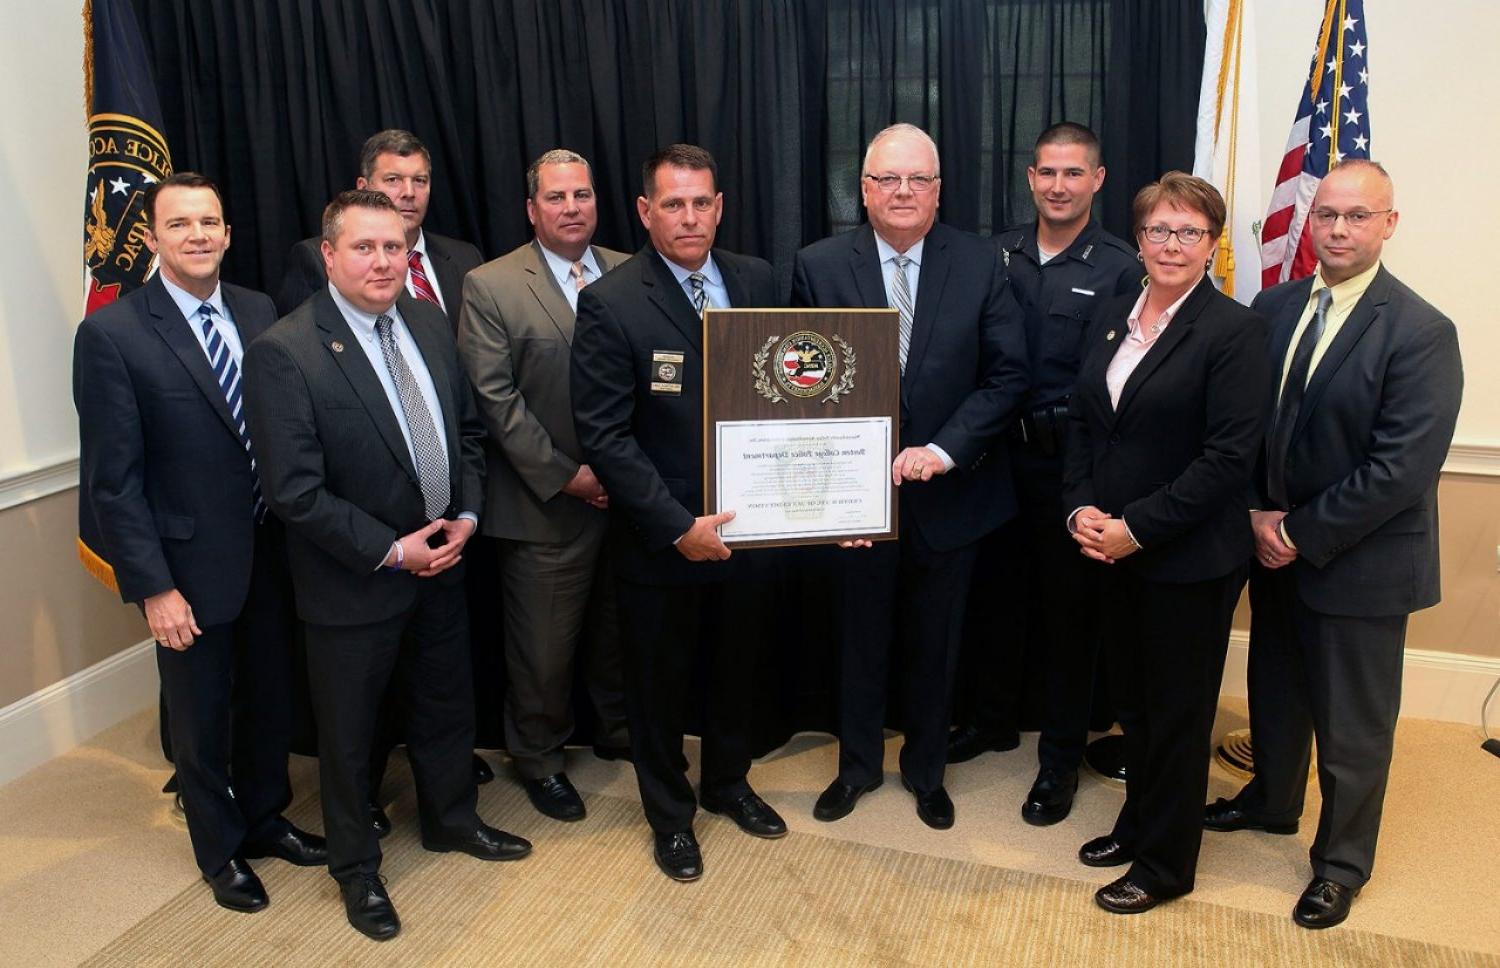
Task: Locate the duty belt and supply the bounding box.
[1010,404,1070,458]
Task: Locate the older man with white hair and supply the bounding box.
[790,123,1029,829]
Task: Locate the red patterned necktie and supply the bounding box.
[408,250,440,306]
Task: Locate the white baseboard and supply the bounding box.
[1221,630,1500,727]
[0,639,157,787]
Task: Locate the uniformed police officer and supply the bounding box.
[948,122,1140,826]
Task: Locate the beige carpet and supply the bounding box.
[81,791,1496,968]
[3,701,1499,966]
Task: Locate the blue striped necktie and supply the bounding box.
[198,304,266,521]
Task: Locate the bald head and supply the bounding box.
[1308,160,1399,285]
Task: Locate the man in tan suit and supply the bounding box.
[457,149,630,821]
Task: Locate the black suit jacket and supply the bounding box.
[1064,276,1269,583]
[242,289,486,625]
[73,275,278,624]
[1251,268,1462,616]
[274,231,483,320]
[571,246,777,586]
[789,222,1030,551]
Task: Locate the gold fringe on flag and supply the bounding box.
[77,537,119,593]
[83,0,95,117]
[1211,0,1244,297]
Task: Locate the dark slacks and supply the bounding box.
[498,514,628,778]
[1103,564,1245,898]
[616,572,761,833]
[305,578,479,881]
[832,526,979,793]
[955,445,1108,754]
[1239,565,1407,889]
[155,519,296,876]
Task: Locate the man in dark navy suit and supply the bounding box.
[790,124,1029,830]
[74,172,325,913]
[276,128,482,323]
[1204,160,1463,930]
[571,144,785,883]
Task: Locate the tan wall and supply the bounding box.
[1232,473,1500,659]
[0,488,147,709]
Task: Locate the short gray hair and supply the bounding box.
[526,149,592,198]
[358,129,431,179]
[862,123,941,177]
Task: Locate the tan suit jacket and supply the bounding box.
[457,240,627,542]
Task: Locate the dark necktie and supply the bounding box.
[688,271,709,317]
[891,255,914,373]
[1266,287,1334,509]
[374,314,451,520]
[198,304,266,521]
[408,250,440,306]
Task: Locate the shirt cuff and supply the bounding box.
[1121,518,1142,550]
[1279,520,1297,551]
[458,511,479,527]
[1066,506,1087,533]
[924,443,956,472]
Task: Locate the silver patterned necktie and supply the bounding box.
[891,255,914,372]
[688,271,709,317]
[374,314,451,520]
[198,304,266,521]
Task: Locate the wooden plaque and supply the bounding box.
[702,308,901,548]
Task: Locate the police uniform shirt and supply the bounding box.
[995,220,1139,410]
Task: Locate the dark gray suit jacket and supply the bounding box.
[243,290,485,625]
[1253,267,1462,616]
[457,240,627,543]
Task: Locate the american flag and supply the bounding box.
[1259,0,1371,289]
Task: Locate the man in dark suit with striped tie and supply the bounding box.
[74,173,325,914]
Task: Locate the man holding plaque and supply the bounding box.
[571,144,785,882]
[790,123,1029,829]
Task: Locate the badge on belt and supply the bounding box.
[651,350,685,395]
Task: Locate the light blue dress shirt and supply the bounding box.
[160,274,244,367]
[660,252,730,309]
[538,243,604,313]
[870,233,952,471]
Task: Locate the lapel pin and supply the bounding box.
[1106,330,1117,342]
[330,340,345,353]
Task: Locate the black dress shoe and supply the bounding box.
[473,754,495,785]
[1094,875,1162,914]
[203,857,268,913]
[700,791,787,839]
[900,776,955,830]
[244,822,328,867]
[423,822,532,861]
[813,777,883,822]
[1021,769,1078,827]
[593,743,633,762]
[1203,796,1299,834]
[1293,877,1359,929]
[945,725,1022,764]
[370,804,392,839]
[524,773,586,822]
[653,830,703,882]
[1078,835,1134,868]
[339,873,400,941]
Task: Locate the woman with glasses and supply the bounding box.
[1062,172,1269,914]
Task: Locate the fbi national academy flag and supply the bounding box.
[82,0,172,315]
[78,0,174,590]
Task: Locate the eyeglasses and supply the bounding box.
[1309,208,1392,228]
[864,173,939,193]
[1141,224,1211,246]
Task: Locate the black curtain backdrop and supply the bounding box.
[134,0,1202,299]
[133,0,1203,756]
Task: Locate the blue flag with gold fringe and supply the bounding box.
[78,0,174,591]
